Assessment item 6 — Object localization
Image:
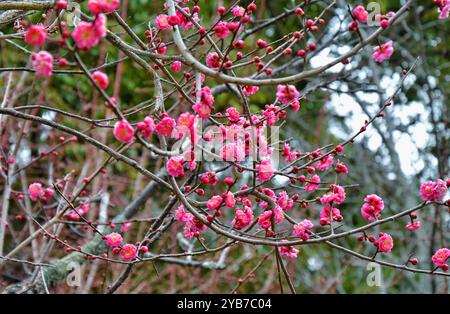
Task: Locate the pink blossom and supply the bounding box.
[176,112,195,133]
[293,219,314,240]
[156,44,167,55]
[193,87,215,119]
[305,175,320,192]
[256,39,268,48]
[364,194,384,211]
[28,182,43,201]
[64,211,80,221]
[186,160,197,171]
[226,107,241,122]
[201,172,218,186]
[175,205,191,223]
[335,162,349,174]
[113,120,135,143]
[316,154,334,171]
[319,205,343,225]
[24,24,47,47]
[72,22,97,50]
[214,21,230,39]
[94,13,107,36]
[386,11,396,18]
[419,179,448,202]
[87,0,102,15]
[282,143,297,162]
[276,85,300,105]
[155,14,170,30]
[32,51,53,77]
[92,71,109,90]
[231,5,246,17]
[176,7,198,30]
[72,18,106,50]
[224,192,236,208]
[220,142,245,162]
[291,100,300,112]
[262,106,280,126]
[277,191,293,210]
[120,222,132,232]
[155,116,176,137]
[136,116,155,139]
[223,124,243,142]
[198,86,215,106]
[242,85,259,96]
[192,102,212,119]
[206,52,222,69]
[436,0,450,19]
[207,195,223,210]
[258,210,273,229]
[378,233,394,253]
[167,15,181,26]
[232,207,254,230]
[227,22,240,33]
[261,188,276,200]
[432,248,450,268]
[361,203,380,222]
[257,158,274,182]
[353,5,369,23]
[176,206,206,239]
[372,41,394,63]
[406,221,421,231]
[105,232,123,247]
[360,194,384,221]
[44,188,55,198]
[99,0,119,13]
[439,5,450,19]
[64,203,90,221]
[278,243,299,259]
[166,156,185,177]
[120,243,138,261]
[171,61,182,72]
[320,184,346,205]
[183,218,206,239]
[273,206,285,223]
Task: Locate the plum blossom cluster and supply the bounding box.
[350,5,395,63]
[27,182,55,202]
[26,2,109,77]
[432,248,450,271]
[192,86,215,119]
[175,205,207,239]
[103,228,144,261]
[64,202,90,221]
[32,51,53,77]
[88,0,120,15]
[278,242,299,259]
[357,232,394,254]
[419,179,448,202]
[360,194,384,222]
[155,6,199,30]
[72,14,107,50]
[3,0,450,283]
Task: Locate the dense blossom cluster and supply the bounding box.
[2,0,449,273]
